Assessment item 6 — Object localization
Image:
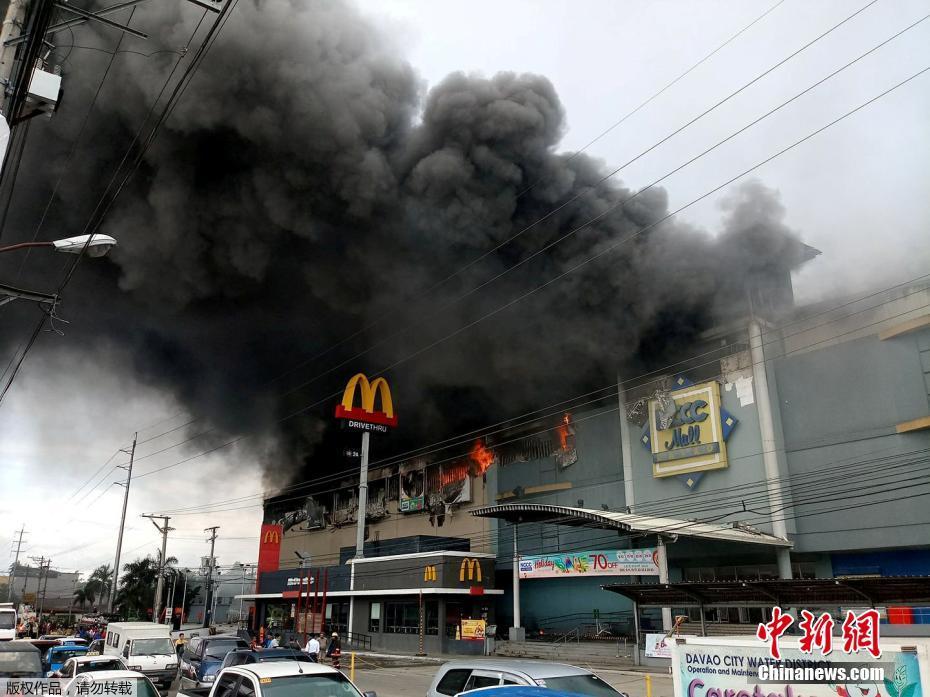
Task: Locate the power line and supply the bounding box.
[105,0,880,452]
[139,285,930,512]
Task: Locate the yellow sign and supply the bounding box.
[263,529,280,544]
[335,373,397,427]
[459,558,482,582]
[460,619,486,641]
[649,380,727,478]
[423,565,437,582]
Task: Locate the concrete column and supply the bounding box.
[618,376,636,511]
[509,523,525,642]
[656,536,672,631]
[749,319,792,579]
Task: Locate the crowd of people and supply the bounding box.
[240,628,343,668]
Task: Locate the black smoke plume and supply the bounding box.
[0,0,812,486]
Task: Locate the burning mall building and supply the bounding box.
[240,253,930,654]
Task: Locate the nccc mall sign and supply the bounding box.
[335,373,397,432]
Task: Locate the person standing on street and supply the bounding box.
[175,633,187,657]
[304,633,320,662]
[326,633,341,670]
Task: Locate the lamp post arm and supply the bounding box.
[0,241,54,254]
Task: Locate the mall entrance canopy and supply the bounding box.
[470,503,792,641]
[603,576,930,663]
[470,503,792,547]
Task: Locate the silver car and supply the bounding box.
[426,660,627,697]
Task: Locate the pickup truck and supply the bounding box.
[178,661,376,697]
[179,634,249,689]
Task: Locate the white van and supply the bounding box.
[103,622,177,691]
[0,604,16,641]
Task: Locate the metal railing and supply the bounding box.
[344,631,372,651]
[552,627,580,644]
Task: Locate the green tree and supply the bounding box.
[73,588,88,611]
[115,553,177,620]
[88,565,113,606]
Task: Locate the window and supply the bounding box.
[383,601,438,634]
[435,669,471,696]
[235,677,257,697]
[542,674,622,697]
[214,674,239,697]
[369,603,381,633]
[261,674,363,697]
[463,674,500,691]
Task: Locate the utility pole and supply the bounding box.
[0,1,27,92]
[179,569,188,627]
[142,514,172,624]
[166,571,177,626]
[109,434,136,614]
[68,573,79,628]
[202,527,218,628]
[7,525,26,602]
[27,556,44,615]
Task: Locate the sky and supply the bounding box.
[1,0,928,581]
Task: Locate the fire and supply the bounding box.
[441,462,469,487]
[470,441,495,474]
[557,412,573,451]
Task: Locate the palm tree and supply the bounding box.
[89,565,113,606]
[73,588,88,611]
[115,553,178,620]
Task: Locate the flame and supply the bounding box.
[441,462,469,487]
[470,441,495,474]
[557,412,573,451]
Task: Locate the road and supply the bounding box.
[350,664,674,697]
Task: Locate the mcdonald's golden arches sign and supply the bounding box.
[257,524,283,574]
[335,373,397,428]
[423,565,438,582]
[459,558,482,583]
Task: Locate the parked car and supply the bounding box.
[179,634,249,689]
[59,637,89,646]
[53,653,127,678]
[24,638,59,661]
[177,662,376,697]
[0,642,43,678]
[426,661,627,697]
[87,639,104,655]
[459,688,596,697]
[219,648,312,670]
[45,644,89,677]
[64,670,161,697]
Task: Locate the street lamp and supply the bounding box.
[0,234,118,306]
[0,234,118,257]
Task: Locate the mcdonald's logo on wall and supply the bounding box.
[335,373,397,429]
[423,565,438,582]
[459,558,483,583]
[257,524,283,576]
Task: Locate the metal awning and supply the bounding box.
[602,577,930,608]
[470,503,791,548]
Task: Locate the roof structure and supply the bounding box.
[602,577,930,608]
[469,503,791,548]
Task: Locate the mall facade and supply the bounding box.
[239,276,930,652]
